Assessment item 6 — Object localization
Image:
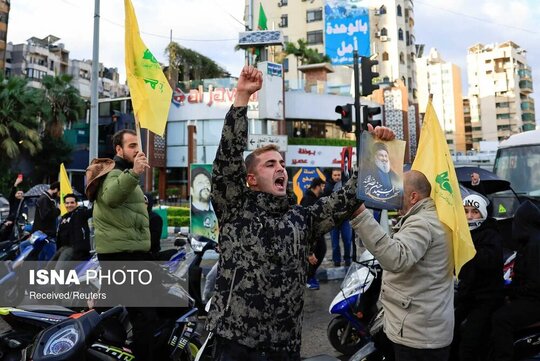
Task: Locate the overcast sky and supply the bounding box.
[7,0,540,124]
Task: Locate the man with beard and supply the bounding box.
[190,166,218,241]
[86,129,156,360]
[369,142,400,191]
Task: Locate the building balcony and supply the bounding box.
[522,113,535,122]
[518,68,532,80]
[521,99,535,112]
[519,80,533,93]
[27,44,50,56]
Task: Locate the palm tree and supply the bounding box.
[40,74,85,139]
[0,74,42,161]
[166,42,228,83]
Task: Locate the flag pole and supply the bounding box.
[135,117,143,152]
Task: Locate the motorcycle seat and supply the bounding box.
[17,304,75,317]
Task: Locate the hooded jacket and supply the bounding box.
[456,217,504,305]
[511,200,540,301]
[207,106,361,353]
[32,191,60,238]
[92,156,150,254]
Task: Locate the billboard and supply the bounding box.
[324,0,370,65]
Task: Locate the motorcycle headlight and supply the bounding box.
[42,325,80,356]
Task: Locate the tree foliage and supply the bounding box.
[39,74,86,139]
[165,42,228,82]
[284,39,330,65]
[0,74,42,162]
[30,134,73,183]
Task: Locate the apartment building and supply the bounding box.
[467,41,535,149]
[0,0,9,73]
[249,0,417,101]
[6,35,127,99]
[416,47,465,153]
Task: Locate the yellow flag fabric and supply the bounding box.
[59,163,73,216]
[412,101,476,276]
[124,0,172,137]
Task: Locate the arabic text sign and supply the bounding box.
[286,145,357,168]
[324,1,370,65]
[247,134,288,152]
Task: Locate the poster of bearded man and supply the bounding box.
[357,132,406,210]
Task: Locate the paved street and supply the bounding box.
[302,279,349,360]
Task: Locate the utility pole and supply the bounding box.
[353,50,362,168]
[89,0,100,162]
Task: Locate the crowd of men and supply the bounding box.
[2,65,539,361]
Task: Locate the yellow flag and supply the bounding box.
[412,101,476,276]
[124,0,172,137]
[59,163,73,216]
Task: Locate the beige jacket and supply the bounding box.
[351,198,454,349]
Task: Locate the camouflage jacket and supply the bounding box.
[207,106,361,353]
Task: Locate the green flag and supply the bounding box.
[253,3,268,61]
[258,3,268,30]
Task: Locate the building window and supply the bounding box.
[280,14,288,28]
[380,28,388,36]
[279,0,288,6]
[398,28,404,41]
[307,30,323,45]
[400,52,405,64]
[496,113,510,119]
[306,9,322,23]
[382,52,389,61]
[397,5,402,16]
[376,5,386,15]
[406,31,410,45]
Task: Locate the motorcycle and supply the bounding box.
[174,232,218,315]
[327,249,382,355]
[0,263,203,361]
[0,230,51,306]
[349,251,540,361]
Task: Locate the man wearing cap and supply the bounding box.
[454,194,504,361]
[301,177,326,290]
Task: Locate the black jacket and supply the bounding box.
[511,200,540,301]
[32,192,60,238]
[8,186,27,221]
[456,217,504,304]
[300,189,324,252]
[57,206,93,255]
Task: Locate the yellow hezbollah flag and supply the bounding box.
[59,163,73,216]
[412,101,476,276]
[124,0,172,137]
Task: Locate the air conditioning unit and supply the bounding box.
[374,9,380,15]
[380,35,388,42]
[278,2,282,7]
[375,31,381,38]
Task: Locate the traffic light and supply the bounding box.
[361,56,380,96]
[362,105,382,129]
[335,104,353,132]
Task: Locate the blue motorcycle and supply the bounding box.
[0,230,52,306]
[327,250,382,355]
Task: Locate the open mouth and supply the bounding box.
[274,177,286,191]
